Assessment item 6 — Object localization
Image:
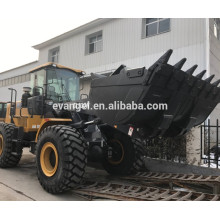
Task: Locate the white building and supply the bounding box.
[0,18,220,121]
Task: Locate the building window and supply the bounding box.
[8,78,12,85]
[11,77,15,85]
[15,76,19,84]
[0,73,31,88]
[22,74,26,82]
[85,31,103,55]
[214,19,220,40]
[18,75,22,83]
[25,73,30,81]
[143,18,170,38]
[48,47,60,63]
[5,79,9,86]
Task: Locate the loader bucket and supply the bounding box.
[89,49,220,137]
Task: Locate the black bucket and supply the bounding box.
[89,49,220,137]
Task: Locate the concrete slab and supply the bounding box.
[145,157,220,176]
[0,183,32,201]
[0,149,86,201]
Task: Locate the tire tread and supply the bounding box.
[36,125,87,193]
[0,123,22,168]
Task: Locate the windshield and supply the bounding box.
[46,68,80,102]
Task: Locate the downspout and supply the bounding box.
[205,18,210,122]
[205,18,210,78]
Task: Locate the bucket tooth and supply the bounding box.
[196,70,206,79]
[205,74,215,83]
[174,58,187,70]
[186,65,198,75]
[148,49,173,72]
[212,79,220,87]
[158,49,173,64]
[111,64,126,76]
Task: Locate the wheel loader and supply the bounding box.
[0,49,219,194]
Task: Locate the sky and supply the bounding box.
[0,18,95,72]
[0,0,219,73]
[0,0,99,72]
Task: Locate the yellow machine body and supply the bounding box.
[4,101,72,143]
[0,118,5,122]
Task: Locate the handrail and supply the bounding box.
[8,88,17,122]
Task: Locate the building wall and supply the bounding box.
[36,18,207,95]
[0,61,38,101]
[0,18,209,101]
[209,18,220,125]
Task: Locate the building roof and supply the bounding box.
[0,60,38,75]
[32,18,114,50]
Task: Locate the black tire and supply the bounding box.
[102,133,145,175]
[0,123,22,168]
[132,138,146,172]
[36,125,87,194]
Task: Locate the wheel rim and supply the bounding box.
[0,134,3,156]
[108,139,125,165]
[40,142,58,177]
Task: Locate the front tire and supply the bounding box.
[36,125,87,194]
[0,123,22,168]
[102,133,145,175]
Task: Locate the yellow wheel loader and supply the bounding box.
[0,63,88,193]
[0,49,219,193]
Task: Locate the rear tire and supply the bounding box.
[102,133,145,175]
[0,123,22,168]
[36,125,87,194]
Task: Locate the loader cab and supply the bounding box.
[29,63,83,103]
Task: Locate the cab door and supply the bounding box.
[30,69,46,95]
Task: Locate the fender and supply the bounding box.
[35,118,72,142]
